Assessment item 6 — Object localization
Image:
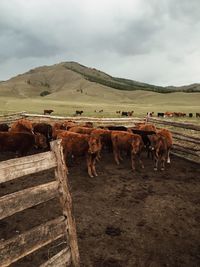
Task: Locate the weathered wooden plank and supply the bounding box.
[51,140,80,267]
[171,151,200,165]
[173,135,200,145]
[0,181,58,220]
[0,216,66,267]
[39,247,71,267]
[173,145,199,156]
[149,118,200,131]
[0,151,57,184]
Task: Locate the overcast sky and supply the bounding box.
[0,0,200,86]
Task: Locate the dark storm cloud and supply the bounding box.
[0,0,200,85]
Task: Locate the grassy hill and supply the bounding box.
[0,61,199,117]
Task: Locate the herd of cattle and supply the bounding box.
[0,119,173,177]
[43,109,200,118]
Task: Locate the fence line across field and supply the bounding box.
[0,139,80,267]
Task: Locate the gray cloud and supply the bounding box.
[0,0,200,86]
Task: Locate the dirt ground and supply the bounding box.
[0,150,200,267]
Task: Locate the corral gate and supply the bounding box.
[0,140,80,267]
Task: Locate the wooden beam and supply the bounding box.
[0,181,58,220]
[0,216,66,267]
[171,151,200,165]
[51,140,80,267]
[0,151,57,184]
[39,247,71,267]
[173,145,199,156]
[149,118,200,131]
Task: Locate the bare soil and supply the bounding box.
[0,150,200,267]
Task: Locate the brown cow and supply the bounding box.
[58,131,101,177]
[10,119,34,134]
[148,128,173,171]
[44,109,54,115]
[138,123,157,132]
[68,126,94,135]
[91,129,112,159]
[0,132,47,156]
[111,131,144,171]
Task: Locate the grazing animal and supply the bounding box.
[196,113,200,118]
[157,112,164,117]
[44,109,54,115]
[148,128,173,171]
[189,113,193,118]
[116,111,121,114]
[0,132,47,156]
[121,111,128,116]
[76,110,83,115]
[0,123,9,132]
[10,119,34,134]
[58,131,101,177]
[111,131,144,171]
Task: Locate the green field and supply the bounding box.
[0,90,199,124]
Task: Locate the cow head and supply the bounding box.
[88,136,101,154]
[34,133,48,149]
[131,135,144,155]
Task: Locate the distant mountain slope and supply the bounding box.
[0,61,199,99]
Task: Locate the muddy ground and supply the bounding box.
[0,150,200,267]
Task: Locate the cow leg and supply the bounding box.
[113,147,120,165]
[167,149,171,164]
[137,153,144,169]
[91,156,98,177]
[87,155,94,178]
[131,153,136,171]
[160,153,166,171]
[154,152,159,171]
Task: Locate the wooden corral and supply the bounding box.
[0,140,80,267]
[0,112,200,164]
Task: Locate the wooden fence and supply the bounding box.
[148,118,200,164]
[0,140,80,267]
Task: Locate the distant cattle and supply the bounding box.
[189,113,193,118]
[164,112,174,117]
[157,112,164,117]
[76,110,83,115]
[0,132,47,156]
[0,123,9,132]
[44,109,54,115]
[116,111,121,114]
[111,131,144,171]
[121,111,134,117]
[196,113,200,118]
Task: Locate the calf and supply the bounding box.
[157,112,164,117]
[0,132,47,156]
[0,123,9,132]
[44,109,54,115]
[148,128,173,171]
[58,131,101,177]
[111,131,144,171]
[76,110,83,115]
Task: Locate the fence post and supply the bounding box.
[50,140,80,267]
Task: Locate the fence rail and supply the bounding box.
[0,139,80,267]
